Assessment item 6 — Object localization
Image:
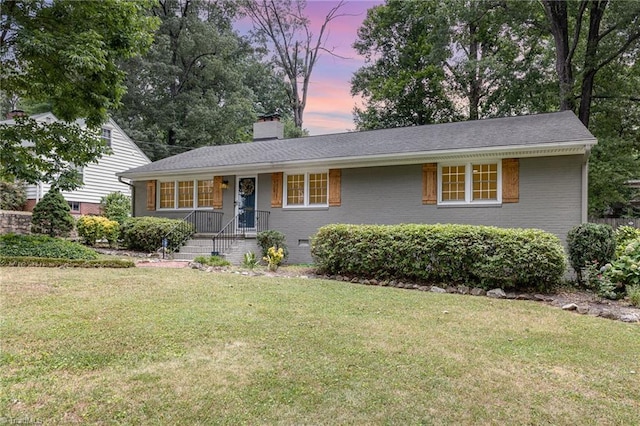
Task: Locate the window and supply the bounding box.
[285,171,328,207]
[198,179,214,207]
[177,181,194,208]
[102,128,112,147]
[68,201,80,212]
[159,182,175,209]
[438,162,500,204]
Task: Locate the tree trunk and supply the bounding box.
[542,0,574,111]
[468,20,480,121]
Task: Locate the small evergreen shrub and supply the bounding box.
[0,234,99,260]
[31,188,75,237]
[0,180,26,210]
[257,230,288,260]
[76,215,119,247]
[100,192,131,225]
[311,224,567,292]
[120,217,195,252]
[193,255,230,267]
[567,223,616,285]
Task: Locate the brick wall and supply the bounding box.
[0,210,33,235]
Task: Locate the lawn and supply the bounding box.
[1,267,639,425]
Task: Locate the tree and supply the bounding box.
[113,0,290,160]
[350,0,555,130]
[100,192,131,225]
[0,0,157,188]
[243,0,348,129]
[31,188,75,237]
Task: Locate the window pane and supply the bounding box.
[102,128,111,147]
[308,173,327,205]
[472,163,497,200]
[287,174,305,205]
[198,179,214,207]
[178,181,194,208]
[441,165,466,201]
[159,182,175,208]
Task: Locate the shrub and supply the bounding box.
[627,285,640,307]
[567,223,616,285]
[584,241,640,299]
[120,217,194,252]
[100,192,131,225]
[614,226,640,258]
[31,188,75,237]
[242,251,259,269]
[76,216,119,247]
[311,224,567,292]
[0,234,98,260]
[193,255,231,267]
[0,256,134,268]
[263,246,284,271]
[0,180,26,210]
[257,230,288,260]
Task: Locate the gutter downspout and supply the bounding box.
[581,145,592,223]
[118,176,136,217]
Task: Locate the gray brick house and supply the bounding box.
[118,111,597,263]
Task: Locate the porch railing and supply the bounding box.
[212,210,270,256]
[162,210,224,254]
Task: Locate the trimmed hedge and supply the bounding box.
[0,256,135,268]
[0,234,99,260]
[311,224,567,291]
[120,216,194,253]
[76,215,120,247]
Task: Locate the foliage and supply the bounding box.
[100,192,131,225]
[0,234,98,260]
[263,246,284,272]
[30,189,75,237]
[311,224,567,292]
[567,223,616,284]
[614,226,640,257]
[76,216,120,247]
[257,229,288,259]
[0,256,134,268]
[119,217,194,252]
[0,179,26,210]
[0,0,157,187]
[586,241,640,299]
[627,285,640,307]
[193,255,231,267]
[242,251,259,269]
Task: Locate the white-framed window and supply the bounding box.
[158,179,216,210]
[284,171,328,207]
[68,201,80,212]
[438,161,501,204]
[102,128,112,147]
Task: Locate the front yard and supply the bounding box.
[1,267,639,424]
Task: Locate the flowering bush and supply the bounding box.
[263,246,284,271]
[587,239,640,300]
[76,215,119,247]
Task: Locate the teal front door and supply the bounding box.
[237,177,256,229]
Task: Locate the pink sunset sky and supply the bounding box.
[238,0,384,136]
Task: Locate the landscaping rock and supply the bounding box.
[562,303,579,311]
[457,285,470,294]
[516,294,534,300]
[430,286,447,293]
[446,286,458,293]
[487,288,506,299]
[620,313,640,323]
[505,292,517,299]
[577,306,590,315]
[470,288,486,296]
[599,309,617,320]
[534,294,554,302]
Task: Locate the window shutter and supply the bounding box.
[422,163,437,204]
[146,180,156,211]
[329,169,341,207]
[213,176,223,209]
[502,158,519,203]
[271,172,283,208]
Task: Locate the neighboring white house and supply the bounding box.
[1,111,150,215]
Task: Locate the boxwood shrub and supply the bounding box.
[0,234,99,260]
[120,217,195,253]
[311,224,567,291]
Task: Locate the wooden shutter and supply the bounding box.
[502,158,519,203]
[271,172,283,208]
[146,180,156,211]
[422,163,437,205]
[329,169,341,207]
[213,176,223,209]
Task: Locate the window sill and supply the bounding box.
[437,202,502,208]
[283,205,329,211]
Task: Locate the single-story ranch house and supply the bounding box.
[118,111,597,264]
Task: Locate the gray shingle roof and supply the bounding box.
[120,111,596,177]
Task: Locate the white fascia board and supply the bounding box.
[119,139,596,181]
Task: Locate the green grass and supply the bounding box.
[1,267,639,425]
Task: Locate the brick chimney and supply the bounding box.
[6,110,26,119]
[253,113,284,141]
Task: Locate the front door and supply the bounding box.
[237,176,256,229]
